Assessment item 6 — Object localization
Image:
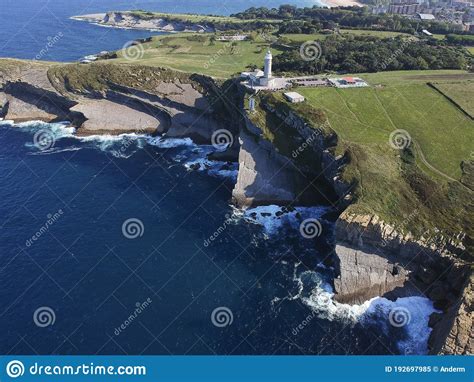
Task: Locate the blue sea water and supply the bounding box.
[0,0,437,355]
[0,0,317,61]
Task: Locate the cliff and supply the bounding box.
[0,60,228,141]
[72,11,279,33]
[240,90,472,355]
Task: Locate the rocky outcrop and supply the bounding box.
[429,273,473,355]
[232,125,304,207]
[0,62,226,141]
[2,81,85,124]
[72,12,215,33]
[333,244,408,304]
[334,210,472,354]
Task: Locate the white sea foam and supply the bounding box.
[243,205,331,235]
[147,136,194,148]
[184,157,238,180]
[16,120,76,138]
[291,267,438,354]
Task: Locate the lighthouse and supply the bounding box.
[259,49,275,87]
[263,49,272,79]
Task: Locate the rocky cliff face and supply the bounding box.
[73,12,216,33]
[0,62,225,142]
[232,124,304,207]
[334,210,472,354]
[250,95,472,355]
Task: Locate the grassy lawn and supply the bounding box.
[297,74,474,179]
[280,33,331,42]
[265,70,474,238]
[467,46,474,55]
[128,10,280,25]
[431,81,474,119]
[111,34,282,78]
[339,29,412,38]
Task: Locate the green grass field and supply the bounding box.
[297,72,474,179]
[111,34,281,78]
[128,10,280,24]
[270,70,474,237]
[430,81,474,119]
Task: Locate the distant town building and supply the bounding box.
[217,35,248,41]
[416,13,436,20]
[284,92,305,103]
[329,77,369,88]
[388,2,420,14]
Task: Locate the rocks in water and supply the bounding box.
[333,244,408,305]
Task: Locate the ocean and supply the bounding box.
[0,0,436,355]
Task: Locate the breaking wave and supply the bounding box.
[285,265,438,355]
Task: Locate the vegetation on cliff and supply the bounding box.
[47,63,206,95]
[249,70,473,259]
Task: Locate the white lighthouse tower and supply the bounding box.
[264,49,272,79]
[260,49,275,87]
